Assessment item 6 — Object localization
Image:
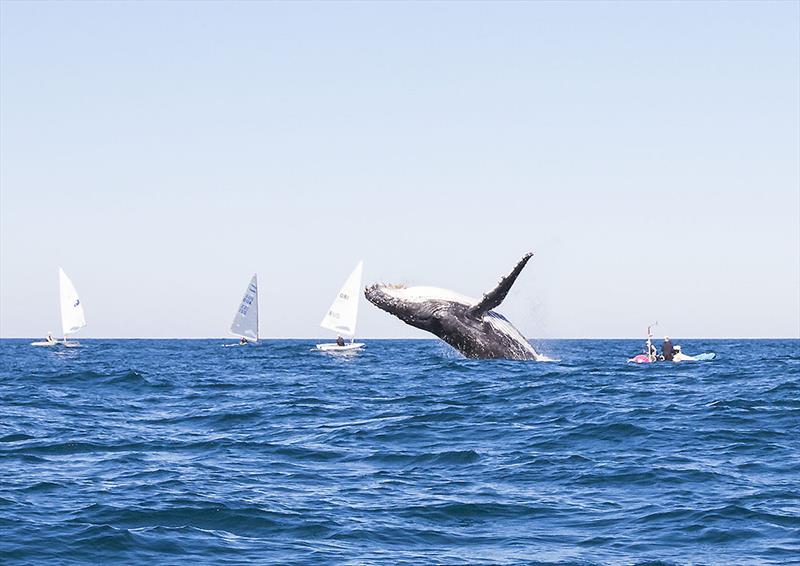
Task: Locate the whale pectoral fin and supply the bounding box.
[468,252,533,318]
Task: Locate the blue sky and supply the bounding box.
[1,1,798,338]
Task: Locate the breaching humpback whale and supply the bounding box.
[365,253,541,360]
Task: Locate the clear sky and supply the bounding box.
[1,1,798,339]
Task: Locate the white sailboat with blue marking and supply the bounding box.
[316,261,365,352]
[31,268,86,347]
[226,273,259,346]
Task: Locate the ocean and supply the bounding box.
[1,339,798,565]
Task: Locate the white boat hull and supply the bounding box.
[316,342,364,352]
[30,340,80,347]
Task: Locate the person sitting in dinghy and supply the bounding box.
[46,332,56,345]
[240,337,248,345]
[336,336,345,347]
[662,337,674,361]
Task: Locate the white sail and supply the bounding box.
[59,268,86,337]
[230,274,259,341]
[320,261,363,338]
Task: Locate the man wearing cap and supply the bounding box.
[662,336,675,361]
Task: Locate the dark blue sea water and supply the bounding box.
[1,339,798,565]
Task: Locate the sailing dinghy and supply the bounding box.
[225,273,259,346]
[31,268,86,347]
[316,261,365,352]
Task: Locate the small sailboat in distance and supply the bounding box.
[31,268,86,347]
[316,261,365,352]
[226,273,259,346]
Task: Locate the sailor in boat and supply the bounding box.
[662,336,674,361]
[336,336,345,347]
[46,332,56,345]
[240,337,248,345]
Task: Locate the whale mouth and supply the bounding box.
[364,283,432,321]
[365,283,428,311]
[364,283,442,328]
[367,283,477,306]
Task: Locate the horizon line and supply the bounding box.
[1,336,799,341]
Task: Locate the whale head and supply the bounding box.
[364,284,475,332]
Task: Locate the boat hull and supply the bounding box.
[316,342,364,352]
[30,340,80,347]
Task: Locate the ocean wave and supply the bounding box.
[364,449,481,466]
